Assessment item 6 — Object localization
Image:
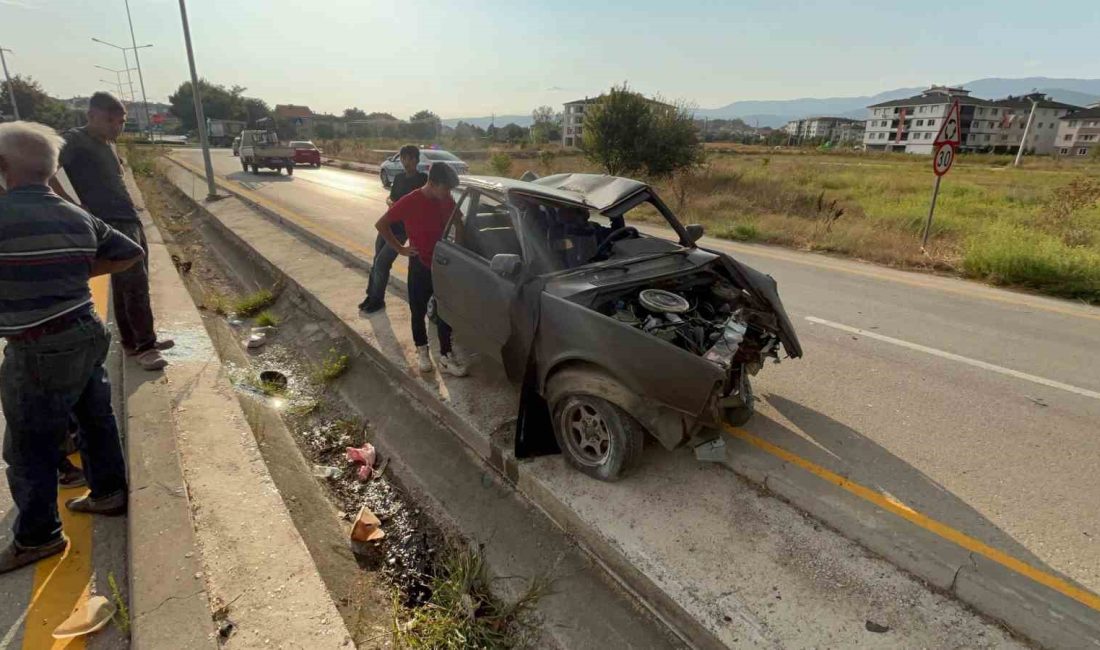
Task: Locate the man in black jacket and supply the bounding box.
[359,144,427,313]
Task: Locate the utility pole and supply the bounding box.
[1013,97,1039,167]
[124,0,154,142]
[0,46,18,120]
[100,78,126,99]
[177,0,218,199]
[95,65,137,102]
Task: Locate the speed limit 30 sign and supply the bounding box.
[933,143,954,176]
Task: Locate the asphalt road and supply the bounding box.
[174,148,1100,596]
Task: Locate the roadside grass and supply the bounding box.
[311,348,350,384]
[393,545,550,649]
[107,572,131,635]
[122,142,166,177]
[232,289,276,317]
[255,310,280,327]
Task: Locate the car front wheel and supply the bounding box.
[552,394,644,481]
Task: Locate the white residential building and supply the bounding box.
[864,86,1082,155]
[562,95,672,148]
[1055,104,1100,157]
[783,117,864,144]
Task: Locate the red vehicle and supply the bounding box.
[290,141,321,168]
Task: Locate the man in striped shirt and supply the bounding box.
[0,121,142,573]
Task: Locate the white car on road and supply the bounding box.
[379,149,469,188]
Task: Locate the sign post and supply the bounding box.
[921,99,961,250]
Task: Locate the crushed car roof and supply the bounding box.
[461,173,650,213]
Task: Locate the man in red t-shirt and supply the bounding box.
[375,163,467,377]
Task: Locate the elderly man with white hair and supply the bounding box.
[0,120,142,573]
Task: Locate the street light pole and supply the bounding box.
[91,38,152,134]
[124,0,154,142]
[0,46,19,120]
[177,0,217,199]
[95,65,137,103]
[1013,97,1039,167]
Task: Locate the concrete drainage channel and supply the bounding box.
[141,171,684,649]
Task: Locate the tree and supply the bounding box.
[408,109,440,140]
[453,120,485,143]
[343,107,367,120]
[242,97,271,126]
[167,79,244,132]
[366,111,397,121]
[315,122,335,139]
[530,105,561,144]
[0,75,74,128]
[582,84,702,178]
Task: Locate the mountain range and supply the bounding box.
[442,77,1100,130]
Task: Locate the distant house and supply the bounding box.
[1055,103,1100,157]
[275,104,315,137]
[561,95,671,148]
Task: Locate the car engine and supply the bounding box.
[598,272,781,373]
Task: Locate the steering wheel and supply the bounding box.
[593,226,639,260]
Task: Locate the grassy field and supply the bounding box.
[460,147,1100,303]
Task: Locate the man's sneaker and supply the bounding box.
[416,345,434,373]
[438,352,468,377]
[358,300,385,315]
[136,349,168,371]
[66,491,127,517]
[0,536,68,575]
[58,461,87,489]
[124,339,175,356]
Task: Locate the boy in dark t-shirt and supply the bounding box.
[374,163,466,377]
[359,144,427,313]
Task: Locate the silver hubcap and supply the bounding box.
[562,400,611,466]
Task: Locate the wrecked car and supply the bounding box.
[432,173,802,481]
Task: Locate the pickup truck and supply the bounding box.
[239,130,296,175]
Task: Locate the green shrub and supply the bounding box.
[963,225,1100,301]
[233,289,276,317]
[489,152,513,177]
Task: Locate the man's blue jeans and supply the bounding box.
[2,314,127,546]
[362,222,407,308]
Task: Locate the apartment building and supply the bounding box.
[864,86,1082,155]
[562,95,671,148]
[1054,104,1100,157]
[783,117,864,144]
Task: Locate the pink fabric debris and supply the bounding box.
[346,444,377,481]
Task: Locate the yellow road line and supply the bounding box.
[20,277,110,648]
[724,424,1100,613]
[171,157,408,279]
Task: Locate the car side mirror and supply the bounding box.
[685,224,705,244]
[490,253,522,278]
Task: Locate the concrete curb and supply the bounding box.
[160,157,1100,648]
[122,170,218,649]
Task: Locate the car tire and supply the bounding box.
[286,163,294,176]
[723,368,755,428]
[241,159,248,172]
[314,162,320,168]
[251,164,259,174]
[552,394,644,482]
[380,170,390,188]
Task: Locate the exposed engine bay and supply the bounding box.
[594,270,782,376]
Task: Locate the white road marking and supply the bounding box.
[805,316,1100,401]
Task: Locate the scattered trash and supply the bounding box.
[865,620,890,634]
[247,332,267,349]
[226,313,245,327]
[1024,395,1048,407]
[258,370,287,391]
[351,506,385,543]
[346,443,377,481]
[313,465,341,479]
[251,326,277,336]
[693,437,727,463]
[170,254,192,273]
[52,595,116,639]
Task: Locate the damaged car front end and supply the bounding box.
[432,173,801,481]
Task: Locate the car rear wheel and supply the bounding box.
[552,395,644,481]
[723,368,755,428]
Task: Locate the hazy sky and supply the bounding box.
[2,0,1098,118]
